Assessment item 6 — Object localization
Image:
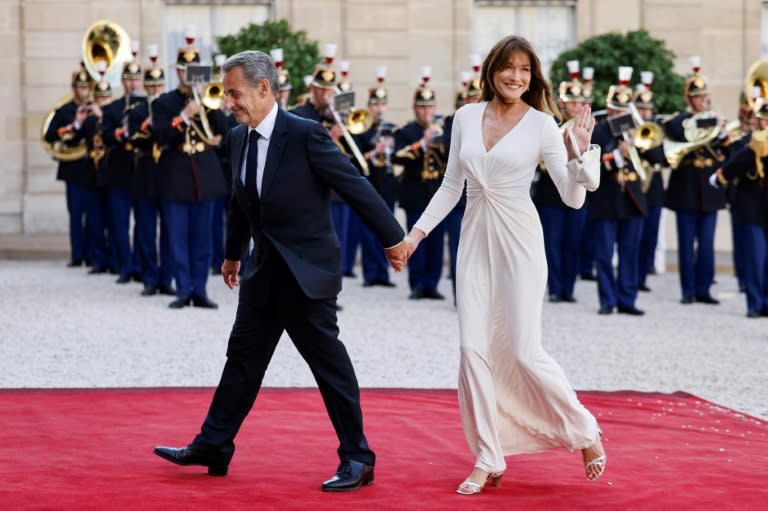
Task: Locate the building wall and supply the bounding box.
[3,0,763,265]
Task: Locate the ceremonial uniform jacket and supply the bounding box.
[102,95,147,190]
[663,112,727,212]
[587,120,647,220]
[720,133,768,227]
[355,121,398,205]
[43,100,91,186]
[392,120,441,211]
[151,88,228,202]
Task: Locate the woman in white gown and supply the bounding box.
[404,35,607,494]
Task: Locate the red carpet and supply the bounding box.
[1,388,766,510]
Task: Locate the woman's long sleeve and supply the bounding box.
[413,109,467,236]
[540,117,600,209]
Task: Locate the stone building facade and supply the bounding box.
[0,0,764,262]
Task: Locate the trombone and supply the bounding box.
[330,91,374,176]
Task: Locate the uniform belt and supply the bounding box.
[179,141,207,155]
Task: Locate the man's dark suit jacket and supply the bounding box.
[224,107,405,300]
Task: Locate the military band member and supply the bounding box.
[44,65,96,267]
[79,78,116,275]
[633,73,666,292]
[102,60,146,284]
[393,80,445,299]
[532,60,589,303]
[151,34,229,309]
[663,57,728,304]
[588,67,647,315]
[711,98,768,317]
[130,55,175,297]
[353,71,397,287]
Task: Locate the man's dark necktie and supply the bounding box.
[245,129,260,199]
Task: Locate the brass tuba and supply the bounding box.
[41,20,132,162]
[745,59,768,109]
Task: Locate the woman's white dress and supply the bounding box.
[414,102,602,473]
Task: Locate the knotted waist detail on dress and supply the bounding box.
[467,180,531,202]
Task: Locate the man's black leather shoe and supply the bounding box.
[695,295,720,305]
[153,446,229,476]
[409,289,425,300]
[141,285,158,296]
[581,272,596,281]
[618,305,645,316]
[747,310,761,318]
[192,295,218,309]
[158,284,176,296]
[638,284,651,292]
[67,260,83,268]
[560,294,577,303]
[548,293,562,303]
[169,296,191,309]
[343,270,357,278]
[597,306,613,315]
[88,266,107,274]
[116,274,131,284]
[680,296,694,304]
[423,289,445,300]
[321,460,374,492]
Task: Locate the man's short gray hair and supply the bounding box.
[222,50,279,97]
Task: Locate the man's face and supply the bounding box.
[637,106,653,121]
[145,84,165,97]
[464,93,481,105]
[73,84,91,103]
[176,67,188,87]
[310,85,334,109]
[757,116,768,130]
[223,65,274,127]
[368,102,386,120]
[562,100,585,119]
[122,77,142,95]
[414,104,436,124]
[687,93,709,113]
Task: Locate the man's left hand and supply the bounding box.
[384,241,409,272]
[221,259,240,289]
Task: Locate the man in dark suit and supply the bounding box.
[153,50,408,492]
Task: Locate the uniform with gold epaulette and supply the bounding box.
[663,57,727,304]
[43,65,105,268]
[151,30,228,309]
[102,59,147,283]
[588,66,647,316]
[392,79,446,300]
[129,48,175,297]
[714,97,768,316]
[532,60,590,303]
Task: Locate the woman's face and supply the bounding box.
[492,50,531,102]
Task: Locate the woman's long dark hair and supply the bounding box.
[480,35,559,120]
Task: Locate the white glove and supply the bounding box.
[708,172,719,189]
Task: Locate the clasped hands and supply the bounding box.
[384,228,425,272]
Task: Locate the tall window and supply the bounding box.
[164,1,272,88]
[472,0,576,77]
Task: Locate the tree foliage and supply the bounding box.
[550,30,686,114]
[216,19,319,103]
